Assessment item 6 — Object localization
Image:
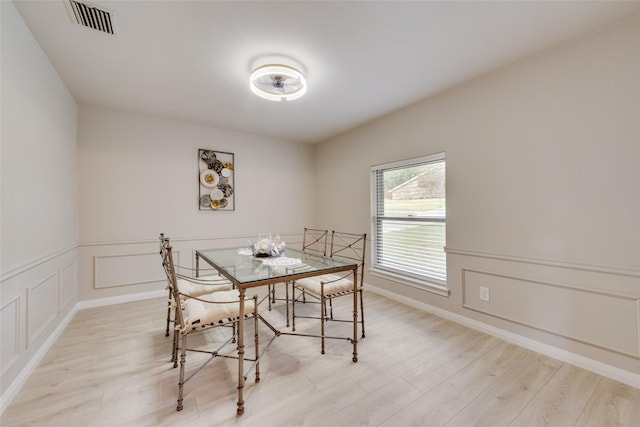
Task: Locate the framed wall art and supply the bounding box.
[198,149,235,211]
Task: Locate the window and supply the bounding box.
[370,153,446,290]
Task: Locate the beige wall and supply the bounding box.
[315,15,640,377]
[1,1,79,402]
[76,105,317,301]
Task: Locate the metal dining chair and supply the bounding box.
[291,231,366,354]
[266,228,328,326]
[160,242,260,411]
[159,234,234,362]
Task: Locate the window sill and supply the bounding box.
[368,268,450,297]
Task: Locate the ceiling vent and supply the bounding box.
[65,0,117,35]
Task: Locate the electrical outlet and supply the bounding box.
[479,286,490,302]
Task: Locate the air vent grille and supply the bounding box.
[66,0,116,35]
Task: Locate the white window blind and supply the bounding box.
[371,153,446,287]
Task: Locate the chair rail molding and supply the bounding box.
[0,242,78,283]
[445,247,640,278]
[78,231,303,248]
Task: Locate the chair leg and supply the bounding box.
[320,296,326,355]
[232,322,237,344]
[291,282,297,332]
[285,280,290,327]
[254,300,260,382]
[165,289,172,337]
[176,332,187,411]
[172,325,179,367]
[359,289,365,338]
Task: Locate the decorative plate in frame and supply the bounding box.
[198,149,234,211]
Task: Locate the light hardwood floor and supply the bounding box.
[2,290,639,426]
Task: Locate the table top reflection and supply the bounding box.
[196,247,358,289]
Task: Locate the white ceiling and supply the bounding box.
[13,0,640,144]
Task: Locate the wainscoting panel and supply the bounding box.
[78,234,302,301]
[59,261,76,311]
[0,297,20,376]
[93,251,178,289]
[1,246,78,412]
[462,269,639,357]
[637,299,640,356]
[26,274,58,348]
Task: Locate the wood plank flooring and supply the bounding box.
[2,290,639,426]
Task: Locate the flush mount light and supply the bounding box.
[249,64,307,101]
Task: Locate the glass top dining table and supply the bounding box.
[194,246,361,415]
[196,246,358,288]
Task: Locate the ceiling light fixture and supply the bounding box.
[249,64,307,102]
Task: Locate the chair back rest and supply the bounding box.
[330,231,367,286]
[159,233,169,257]
[159,233,174,283]
[302,228,328,256]
[160,242,186,328]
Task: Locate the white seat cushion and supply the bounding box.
[178,275,232,298]
[296,273,356,297]
[182,290,255,329]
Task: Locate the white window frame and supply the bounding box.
[370,152,448,295]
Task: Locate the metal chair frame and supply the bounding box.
[160,233,233,341]
[266,228,328,326]
[161,243,261,412]
[291,231,366,354]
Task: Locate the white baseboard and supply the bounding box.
[76,289,166,310]
[0,304,78,415]
[366,284,640,389]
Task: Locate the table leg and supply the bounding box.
[352,268,358,363]
[237,287,245,415]
[285,280,290,327]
